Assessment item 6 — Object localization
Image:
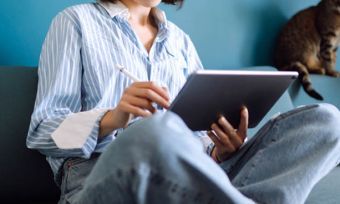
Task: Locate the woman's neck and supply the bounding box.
[119,0,158,53]
[120,0,152,26]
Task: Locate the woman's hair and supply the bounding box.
[100,0,184,6]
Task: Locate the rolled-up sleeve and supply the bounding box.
[26,12,106,158]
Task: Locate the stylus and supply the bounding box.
[115,64,140,82]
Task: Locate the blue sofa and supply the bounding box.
[0,66,59,203]
[1,65,339,203]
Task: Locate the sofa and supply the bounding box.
[0,65,339,203]
[0,66,60,204]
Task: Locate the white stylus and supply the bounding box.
[115,64,140,82]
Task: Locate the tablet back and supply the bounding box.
[169,70,298,131]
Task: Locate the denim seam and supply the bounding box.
[148,169,224,204]
[59,162,71,202]
[227,119,276,180]
[270,104,319,124]
[240,150,263,187]
[87,166,223,204]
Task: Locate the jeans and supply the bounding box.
[58,103,340,204]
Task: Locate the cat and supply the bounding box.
[274,0,340,100]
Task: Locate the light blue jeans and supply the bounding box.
[58,104,340,204]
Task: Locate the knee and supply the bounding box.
[123,111,193,142]
[315,103,340,125]
[313,103,340,141]
[111,111,202,158]
[275,104,340,143]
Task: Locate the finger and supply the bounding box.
[119,101,152,117]
[132,82,170,102]
[211,123,237,152]
[238,107,249,140]
[217,116,243,147]
[127,86,170,109]
[161,86,170,109]
[161,86,170,99]
[122,95,156,113]
[207,130,224,148]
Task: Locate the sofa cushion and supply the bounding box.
[289,74,340,108]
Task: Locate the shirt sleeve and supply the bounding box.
[184,34,204,73]
[26,12,107,158]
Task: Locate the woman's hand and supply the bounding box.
[99,82,170,137]
[207,107,249,162]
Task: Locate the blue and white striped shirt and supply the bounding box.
[26,1,204,181]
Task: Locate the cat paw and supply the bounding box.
[313,69,326,75]
[326,70,340,77]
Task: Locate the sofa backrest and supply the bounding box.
[0,66,59,202]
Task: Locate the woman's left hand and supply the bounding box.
[207,107,249,162]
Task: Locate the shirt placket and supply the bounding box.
[115,15,169,83]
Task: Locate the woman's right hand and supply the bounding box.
[207,107,249,162]
[99,82,170,137]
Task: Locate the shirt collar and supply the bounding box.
[98,0,130,19]
[98,0,168,29]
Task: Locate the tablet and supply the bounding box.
[168,70,298,131]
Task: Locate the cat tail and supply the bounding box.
[289,62,324,100]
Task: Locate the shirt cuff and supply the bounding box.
[194,131,215,155]
[51,108,110,150]
[206,142,215,156]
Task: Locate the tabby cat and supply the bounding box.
[274,0,340,100]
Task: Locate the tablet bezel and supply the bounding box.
[168,70,298,131]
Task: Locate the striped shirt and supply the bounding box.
[26,1,204,182]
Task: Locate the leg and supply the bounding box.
[72,112,255,204]
[58,155,99,204]
[223,104,340,204]
[325,50,340,77]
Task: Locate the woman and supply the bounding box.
[27,0,340,203]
